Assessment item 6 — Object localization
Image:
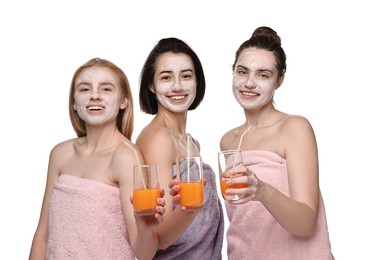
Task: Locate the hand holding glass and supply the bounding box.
[133,164,160,216]
[218,150,248,201]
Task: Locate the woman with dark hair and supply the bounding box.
[220,27,334,259]
[137,38,224,259]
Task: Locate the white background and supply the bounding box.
[1,1,365,259]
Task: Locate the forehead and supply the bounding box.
[237,47,276,71]
[76,66,118,83]
[155,52,194,71]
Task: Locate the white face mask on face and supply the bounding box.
[73,67,125,126]
[152,52,197,113]
[232,48,279,110]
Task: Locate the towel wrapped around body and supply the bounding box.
[154,162,224,260]
[46,174,134,260]
[225,150,333,260]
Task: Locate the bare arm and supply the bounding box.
[261,116,319,236]
[226,116,319,237]
[29,144,65,259]
[136,130,200,249]
[114,141,164,260]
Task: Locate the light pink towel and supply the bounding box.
[47,174,134,260]
[225,150,333,260]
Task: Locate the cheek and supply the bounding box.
[74,92,89,106]
[232,76,246,88]
[181,81,196,91]
[154,83,172,94]
[258,82,275,93]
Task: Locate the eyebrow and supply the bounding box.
[236,65,273,74]
[158,68,194,75]
[76,81,115,87]
[76,81,91,87]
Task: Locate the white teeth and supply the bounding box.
[88,106,103,110]
[243,92,257,96]
[171,96,185,100]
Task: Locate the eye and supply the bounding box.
[160,73,172,81]
[99,82,116,92]
[258,73,269,79]
[181,73,193,80]
[235,68,247,76]
[101,87,112,92]
[79,85,91,92]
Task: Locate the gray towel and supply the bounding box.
[154,162,224,260]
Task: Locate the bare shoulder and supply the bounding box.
[190,135,201,152]
[46,138,78,179]
[113,138,144,166]
[220,125,244,150]
[136,124,178,166]
[280,114,314,134]
[279,114,317,149]
[49,138,78,161]
[137,124,176,152]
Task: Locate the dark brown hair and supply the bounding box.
[233,26,287,77]
[139,37,206,115]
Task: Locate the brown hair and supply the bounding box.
[233,26,287,77]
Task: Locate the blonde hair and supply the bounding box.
[68,58,134,140]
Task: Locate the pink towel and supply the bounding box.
[225,150,333,260]
[46,174,134,260]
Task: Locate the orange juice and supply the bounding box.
[178,182,204,208]
[220,178,248,197]
[133,188,160,215]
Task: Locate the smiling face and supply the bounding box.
[73,66,126,127]
[232,47,283,110]
[151,52,197,113]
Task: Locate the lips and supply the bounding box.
[241,91,259,97]
[87,105,105,111]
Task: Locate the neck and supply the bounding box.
[156,109,187,136]
[244,105,277,128]
[83,123,122,152]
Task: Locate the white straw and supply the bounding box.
[186,134,190,182]
[233,125,252,168]
[124,141,146,189]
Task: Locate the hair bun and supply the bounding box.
[252,26,282,45]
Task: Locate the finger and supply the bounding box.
[154,213,164,223]
[157,197,165,207]
[160,188,165,197]
[169,185,180,196]
[172,194,181,204]
[168,179,178,189]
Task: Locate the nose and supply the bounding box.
[90,89,101,100]
[245,75,257,89]
[172,80,181,91]
[171,80,184,91]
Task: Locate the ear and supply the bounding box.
[149,84,155,93]
[276,75,285,89]
[73,103,77,110]
[120,97,128,110]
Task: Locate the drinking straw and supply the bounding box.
[124,141,147,189]
[233,125,253,168]
[186,134,190,182]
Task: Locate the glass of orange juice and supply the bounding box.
[177,156,204,208]
[133,164,160,216]
[218,150,247,201]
